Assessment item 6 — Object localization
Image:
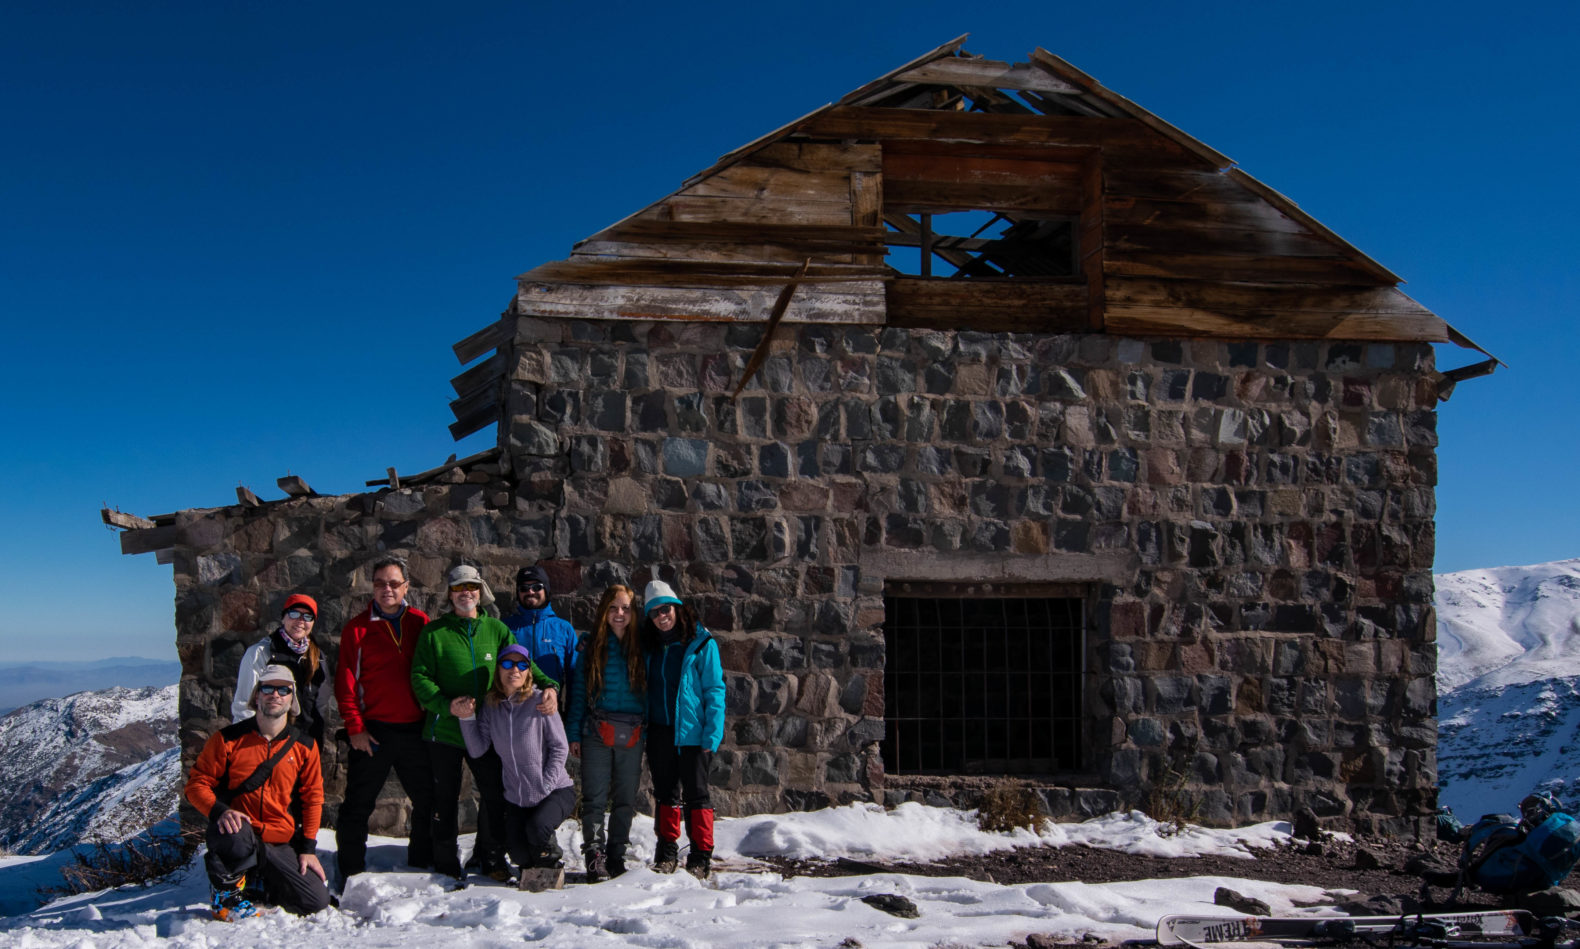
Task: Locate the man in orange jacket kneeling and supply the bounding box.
[186,663,331,920]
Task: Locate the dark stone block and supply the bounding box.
[633,391,668,430]
[820,443,852,475]
[876,356,915,395]
[740,396,769,438]
[710,396,738,437]
[760,636,806,671]
[954,448,990,477]
[674,392,707,433]
[915,446,950,476]
[969,481,1013,518]
[741,751,779,786]
[972,401,1004,440]
[844,399,872,440]
[1054,519,1090,552]
[924,362,954,394]
[693,517,728,561]
[969,520,1011,552]
[731,518,768,560]
[773,716,809,748]
[799,357,833,392]
[878,327,910,352]
[1192,373,1228,401]
[1042,447,1074,482]
[871,396,901,439]
[1227,342,1259,368]
[1326,343,1363,371]
[541,390,582,426]
[885,514,926,548]
[1004,401,1033,440]
[859,444,906,473]
[737,480,778,512]
[1060,486,1094,516]
[758,442,790,479]
[760,356,793,393]
[726,323,761,348]
[941,400,972,441]
[1003,446,1035,478]
[1151,340,1184,364]
[1108,447,1138,482]
[1161,370,1190,401]
[844,328,879,355]
[713,444,753,479]
[734,716,768,745]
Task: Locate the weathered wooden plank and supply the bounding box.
[450,350,507,397]
[277,475,313,497]
[895,58,1082,95]
[449,380,500,427]
[850,170,884,265]
[886,277,1088,331]
[1081,152,1105,331]
[1104,193,1308,235]
[883,150,1085,186]
[236,485,261,508]
[1107,222,1353,259]
[521,257,886,287]
[1105,303,1450,342]
[571,239,850,264]
[101,508,155,531]
[515,281,887,324]
[1227,168,1398,283]
[794,108,1209,166]
[121,525,179,556]
[884,177,1083,214]
[448,402,499,441]
[1105,252,1384,285]
[680,164,852,203]
[453,318,509,366]
[743,142,882,174]
[590,219,887,245]
[661,195,854,226]
[1104,167,1263,203]
[1105,277,1438,316]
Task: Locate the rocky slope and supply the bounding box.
[1435,559,1580,819]
[0,685,178,854]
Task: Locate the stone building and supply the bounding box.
[110,39,1496,835]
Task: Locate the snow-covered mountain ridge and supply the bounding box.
[1435,558,1580,820]
[0,685,179,854]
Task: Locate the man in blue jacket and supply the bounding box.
[503,566,579,691]
[502,564,579,867]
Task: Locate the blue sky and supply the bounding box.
[2,1,1575,662]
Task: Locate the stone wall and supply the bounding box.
[164,314,1440,835]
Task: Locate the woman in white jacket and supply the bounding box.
[232,593,331,742]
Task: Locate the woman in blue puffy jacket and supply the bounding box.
[641,580,725,878]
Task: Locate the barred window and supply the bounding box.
[883,595,1083,775]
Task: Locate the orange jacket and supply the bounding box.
[185,719,323,853]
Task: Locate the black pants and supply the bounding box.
[504,785,577,869]
[646,723,711,810]
[205,815,330,916]
[336,719,434,877]
[427,740,507,876]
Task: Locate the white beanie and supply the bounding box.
[643,580,682,615]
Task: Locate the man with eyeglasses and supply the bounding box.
[234,593,330,743]
[188,664,331,920]
[333,556,434,885]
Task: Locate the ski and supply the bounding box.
[1157,910,1532,946]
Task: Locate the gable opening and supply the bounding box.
[884,210,1078,278]
[882,591,1084,776]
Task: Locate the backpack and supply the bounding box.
[1458,801,1580,894]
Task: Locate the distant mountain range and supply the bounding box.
[1435,558,1580,821]
[0,685,178,855]
[0,657,177,717]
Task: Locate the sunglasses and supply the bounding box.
[450,583,482,592]
[372,579,407,589]
[497,659,532,671]
[257,684,294,696]
[284,609,315,621]
[650,604,676,615]
[520,582,545,593]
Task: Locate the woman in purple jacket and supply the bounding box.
[454,643,575,875]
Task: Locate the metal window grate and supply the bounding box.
[882,596,1083,775]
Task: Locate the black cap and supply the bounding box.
[516,565,550,592]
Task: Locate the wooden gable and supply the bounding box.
[447,37,1485,439]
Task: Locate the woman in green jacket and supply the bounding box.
[411,564,557,882]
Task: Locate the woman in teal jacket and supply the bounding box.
[641,580,725,878]
[410,564,556,881]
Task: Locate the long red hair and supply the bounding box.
[585,585,646,701]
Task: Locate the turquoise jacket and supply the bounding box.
[646,623,725,752]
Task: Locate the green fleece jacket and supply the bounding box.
[410,612,557,747]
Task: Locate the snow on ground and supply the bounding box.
[0,804,1347,948]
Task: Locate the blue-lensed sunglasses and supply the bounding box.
[497,659,531,671]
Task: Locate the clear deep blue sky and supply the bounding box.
[2,2,1575,662]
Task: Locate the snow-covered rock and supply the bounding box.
[1435,559,1580,819]
[0,685,178,854]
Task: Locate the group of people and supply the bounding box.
[183,557,727,921]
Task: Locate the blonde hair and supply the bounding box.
[485,661,537,708]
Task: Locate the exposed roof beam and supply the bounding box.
[894,59,1081,95]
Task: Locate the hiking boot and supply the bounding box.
[654,840,679,874]
[685,849,712,880]
[211,875,259,922]
[583,848,608,883]
[606,849,627,879]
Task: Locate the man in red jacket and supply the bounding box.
[333,555,434,882]
[187,665,330,920]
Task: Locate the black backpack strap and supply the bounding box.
[216,728,301,807]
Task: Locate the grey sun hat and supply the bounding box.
[251,664,302,716]
[446,563,496,607]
